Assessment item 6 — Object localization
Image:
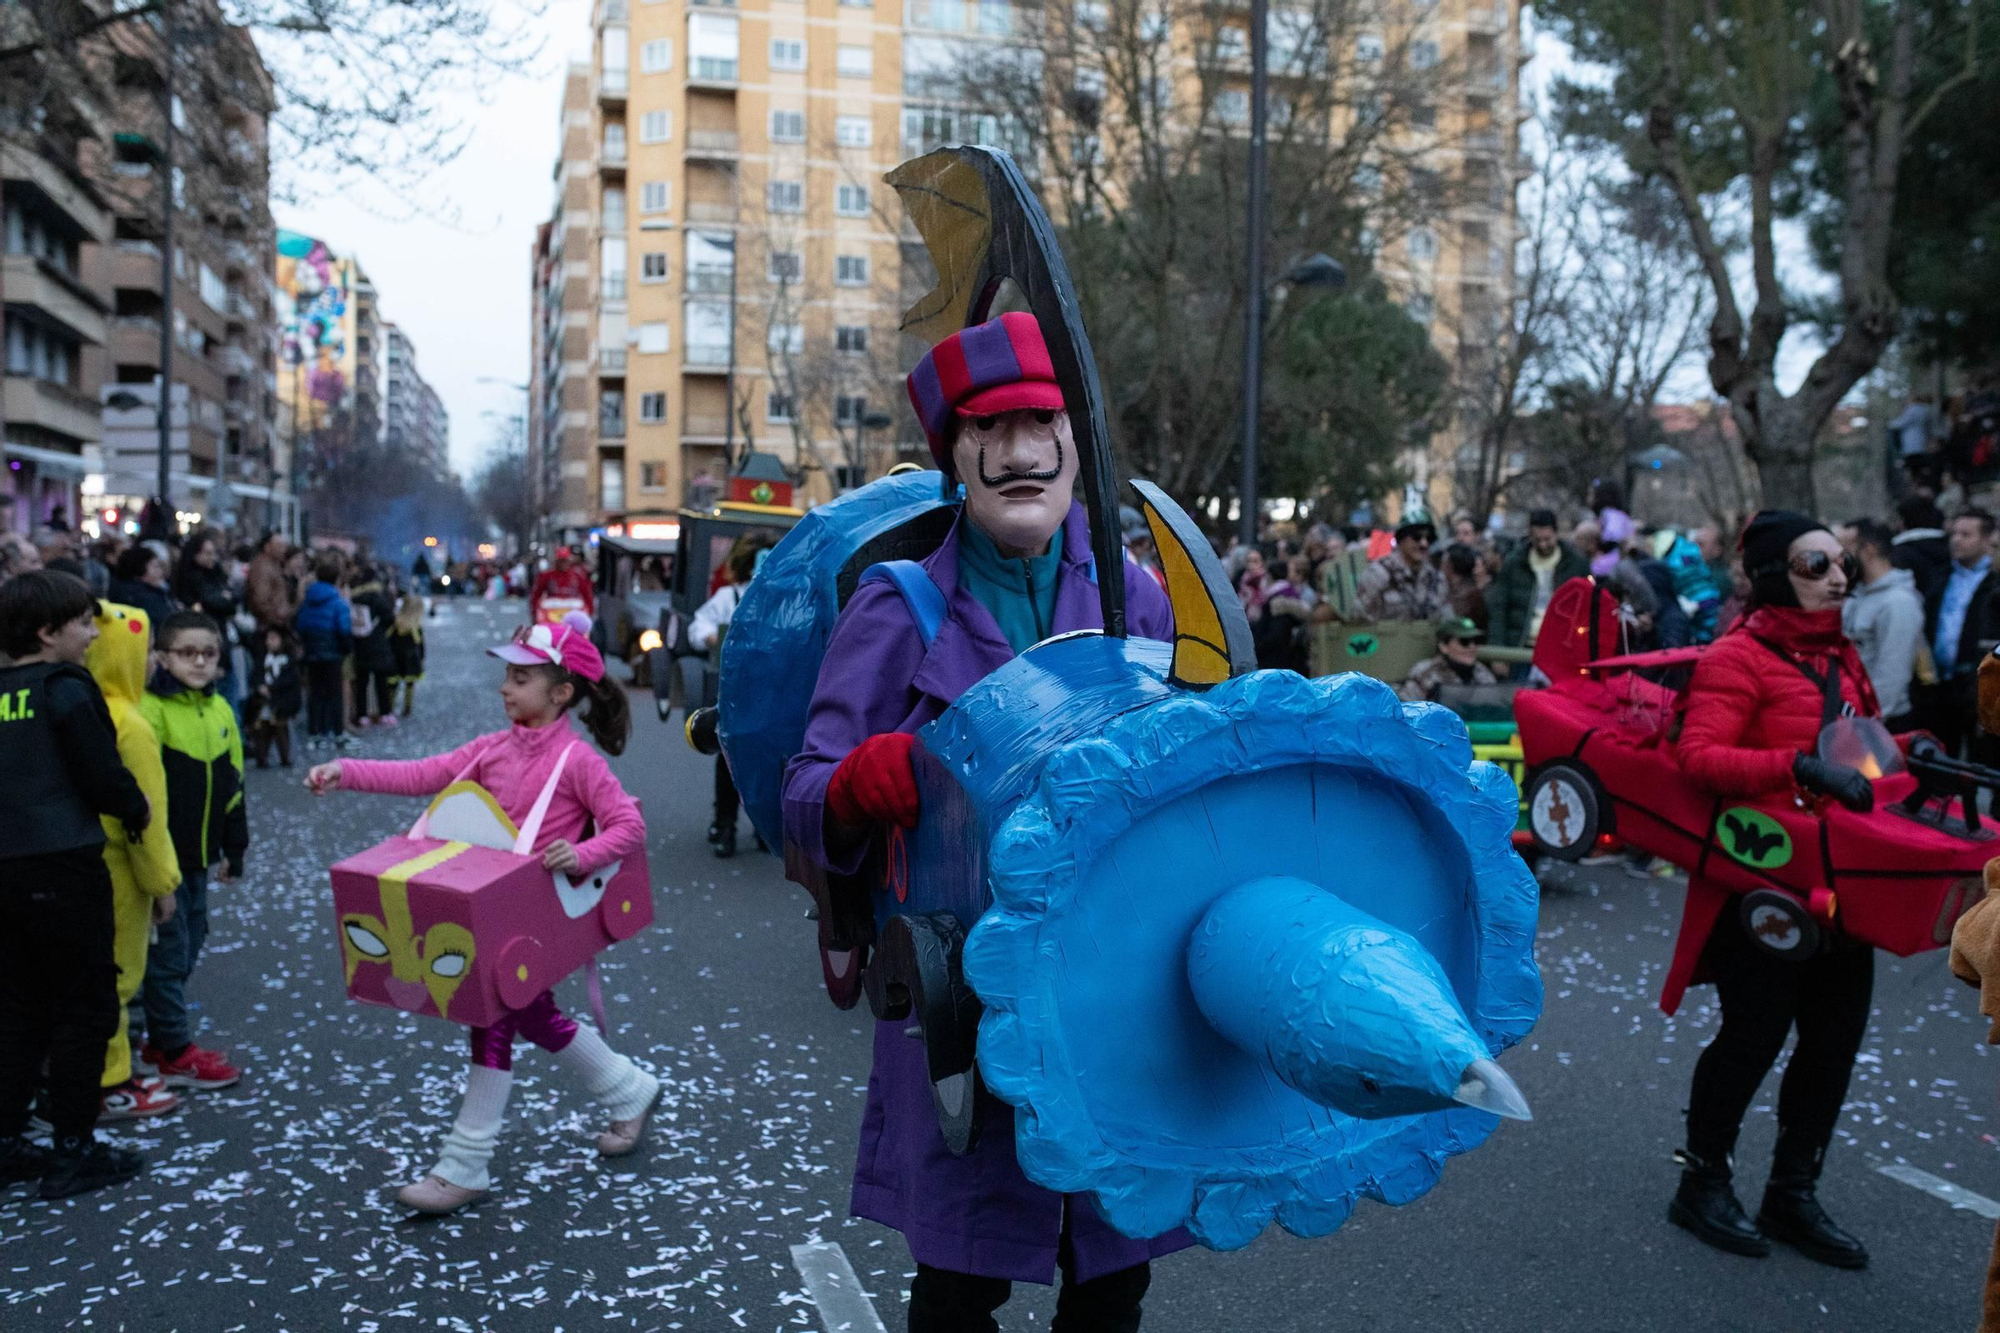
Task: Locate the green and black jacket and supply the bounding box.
[141,672,248,877]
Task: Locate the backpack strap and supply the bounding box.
[861,560,948,650]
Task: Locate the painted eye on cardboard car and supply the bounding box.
[429,952,468,979]
[344,922,389,957]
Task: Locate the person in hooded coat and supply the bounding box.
[85,603,183,1121]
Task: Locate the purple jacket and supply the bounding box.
[783,501,1186,1284]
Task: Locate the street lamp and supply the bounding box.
[1238,247,1345,547]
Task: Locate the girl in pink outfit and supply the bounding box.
[307,614,661,1215]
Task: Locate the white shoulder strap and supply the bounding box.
[512,742,578,855]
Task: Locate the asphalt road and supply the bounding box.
[3,600,1995,1332]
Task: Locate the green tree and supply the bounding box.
[1260,280,1448,521]
[1539,0,1991,510]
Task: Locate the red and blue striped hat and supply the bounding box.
[905,312,1064,466]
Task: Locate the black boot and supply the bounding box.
[0,1136,51,1187]
[712,822,737,859]
[1758,1130,1868,1268]
[1668,1148,1771,1257]
[39,1138,144,1201]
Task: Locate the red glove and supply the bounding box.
[827,732,920,829]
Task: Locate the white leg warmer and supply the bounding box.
[553,1027,660,1121]
[431,1065,512,1191]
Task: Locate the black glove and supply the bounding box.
[1793,753,1874,812]
[1908,732,1946,763]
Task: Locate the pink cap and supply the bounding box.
[489,611,605,682]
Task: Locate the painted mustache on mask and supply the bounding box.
[977,439,1065,489]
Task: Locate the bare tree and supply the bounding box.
[928,0,1462,511]
[0,0,541,200]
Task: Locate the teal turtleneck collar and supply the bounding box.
[956,518,1064,654]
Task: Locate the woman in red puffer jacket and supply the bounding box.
[1665,510,1905,1273]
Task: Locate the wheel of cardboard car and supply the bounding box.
[1739,889,1821,960]
[1525,761,1605,861]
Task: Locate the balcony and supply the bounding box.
[685,200,734,224]
[222,342,256,375]
[0,254,108,345]
[682,411,730,441]
[688,57,739,90]
[1465,7,1508,34]
[601,347,627,373]
[598,67,628,105]
[224,289,258,324]
[685,265,733,293]
[599,146,627,173]
[602,274,627,301]
[1464,128,1501,157]
[2,376,101,445]
[685,130,740,161]
[223,237,256,273]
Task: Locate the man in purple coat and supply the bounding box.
[782,312,1181,1331]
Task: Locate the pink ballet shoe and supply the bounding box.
[395,1175,488,1215]
[596,1080,664,1158]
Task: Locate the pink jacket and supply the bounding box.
[340,718,644,875]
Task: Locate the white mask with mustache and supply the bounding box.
[952,409,1079,558]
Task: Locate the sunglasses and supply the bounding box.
[1446,636,1482,647]
[1788,550,1858,582]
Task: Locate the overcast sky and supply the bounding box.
[273,0,592,481]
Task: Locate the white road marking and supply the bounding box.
[790,1241,888,1333]
[1876,1163,2000,1220]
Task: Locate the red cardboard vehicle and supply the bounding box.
[1515,578,1987,959]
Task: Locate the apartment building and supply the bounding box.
[2,121,112,533]
[384,322,451,480]
[274,233,385,479]
[535,0,912,538]
[88,4,288,536]
[529,65,596,539]
[538,0,1525,531]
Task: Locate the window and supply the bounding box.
[1406,292,1434,324]
[836,115,872,147]
[1075,1,1107,30]
[1356,33,1383,62]
[836,183,868,216]
[641,251,669,282]
[1407,227,1437,262]
[1139,7,1170,42]
[639,391,667,423]
[769,108,806,142]
[600,388,626,437]
[836,325,868,353]
[602,186,626,229]
[835,394,867,425]
[640,110,671,142]
[601,236,626,299]
[836,254,870,286]
[641,38,673,72]
[767,392,795,422]
[640,461,668,490]
[767,321,805,354]
[636,321,670,353]
[839,0,871,6]
[641,180,670,213]
[770,38,805,71]
[1354,162,1382,192]
[768,180,804,212]
[601,458,626,511]
[1074,65,1106,98]
[1412,102,1436,130]
[690,11,740,80]
[1215,26,1247,61]
[837,44,873,77]
[1411,39,1439,69]
[767,249,803,282]
[1213,89,1249,123]
[603,122,626,160]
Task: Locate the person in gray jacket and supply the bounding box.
[1842,520,1926,728]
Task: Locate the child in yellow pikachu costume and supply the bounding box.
[86,602,183,1120]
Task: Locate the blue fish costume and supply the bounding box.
[710,147,1542,1326]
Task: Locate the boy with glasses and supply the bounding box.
[1399,616,1497,702]
[136,611,250,1091]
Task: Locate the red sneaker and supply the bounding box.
[100,1076,181,1121]
[141,1042,242,1090]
